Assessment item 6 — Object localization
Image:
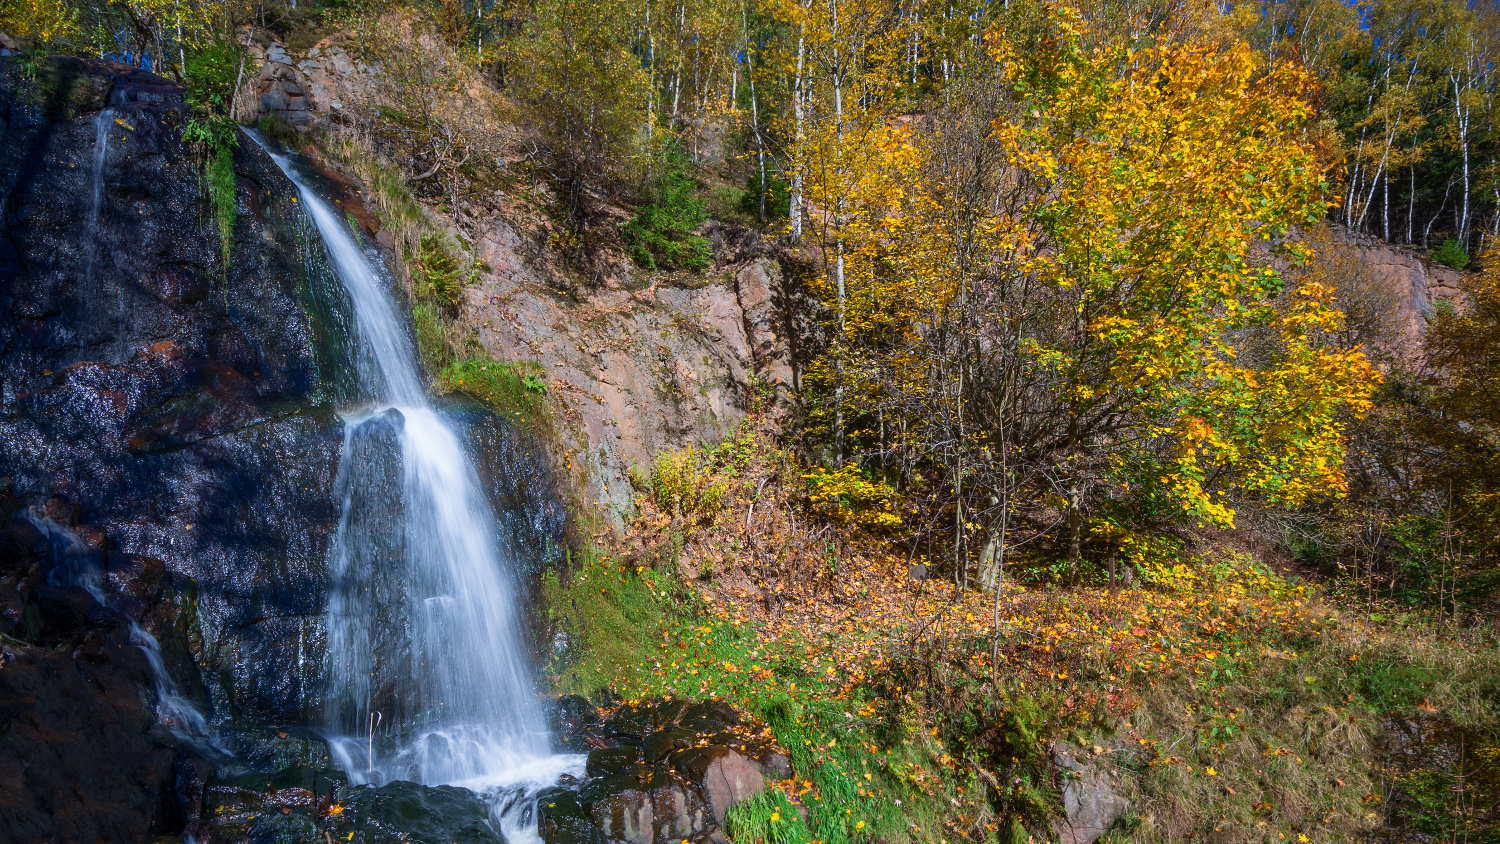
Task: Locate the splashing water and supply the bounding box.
[245,131,581,835]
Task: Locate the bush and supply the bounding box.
[649,448,728,521]
[622,145,711,272]
[183,39,244,115]
[804,464,902,530]
[182,116,238,269]
[414,235,473,307]
[741,168,789,221]
[0,0,77,45]
[1431,239,1470,270]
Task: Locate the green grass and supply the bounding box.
[206,142,236,270]
[540,552,976,844]
[437,357,550,433]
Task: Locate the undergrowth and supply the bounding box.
[541,549,975,844]
[543,417,1500,844]
[622,143,711,273]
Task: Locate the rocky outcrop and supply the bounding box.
[470,216,796,529]
[2,54,566,729]
[246,36,374,128]
[1049,745,1129,844]
[0,52,585,841]
[541,695,787,844]
[1319,226,1469,353]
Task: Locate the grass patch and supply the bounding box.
[541,545,978,844]
[436,357,549,432]
[206,142,236,269]
[539,547,674,699]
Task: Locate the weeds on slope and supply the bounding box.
[543,418,1500,843]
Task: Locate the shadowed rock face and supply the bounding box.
[1,55,347,727]
[0,546,178,844]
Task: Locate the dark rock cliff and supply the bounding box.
[1,55,344,728]
[0,55,349,840]
[1,54,572,842]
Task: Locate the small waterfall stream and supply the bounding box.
[247,133,582,838]
[23,510,215,746]
[89,108,112,239]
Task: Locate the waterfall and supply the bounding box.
[23,510,215,747]
[86,108,114,329]
[245,132,581,833]
[89,108,112,237]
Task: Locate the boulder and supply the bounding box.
[582,777,655,844]
[643,728,696,763]
[0,633,176,842]
[538,787,606,844]
[1050,746,1129,844]
[650,780,714,843]
[697,750,766,825]
[587,746,643,778]
[325,780,505,844]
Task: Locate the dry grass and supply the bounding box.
[576,415,1500,844]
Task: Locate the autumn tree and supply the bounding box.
[511,0,648,223]
[802,3,1380,585]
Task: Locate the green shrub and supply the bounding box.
[414,235,473,307]
[256,113,299,147]
[1432,239,1470,270]
[622,145,711,272]
[649,448,728,521]
[741,168,789,221]
[183,39,245,116]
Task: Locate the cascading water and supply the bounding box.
[23,510,214,746]
[87,107,123,343]
[89,108,112,240]
[246,132,581,837]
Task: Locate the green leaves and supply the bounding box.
[622,144,711,272]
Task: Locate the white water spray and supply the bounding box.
[246,131,581,835]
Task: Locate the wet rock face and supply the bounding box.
[0,499,177,843]
[542,695,786,844]
[1,55,349,725]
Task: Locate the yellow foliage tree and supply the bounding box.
[799,3,1381,578]
[0,0,78,44]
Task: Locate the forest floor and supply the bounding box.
[538,412,1500,844]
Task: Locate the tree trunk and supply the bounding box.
[790,29,805,241]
